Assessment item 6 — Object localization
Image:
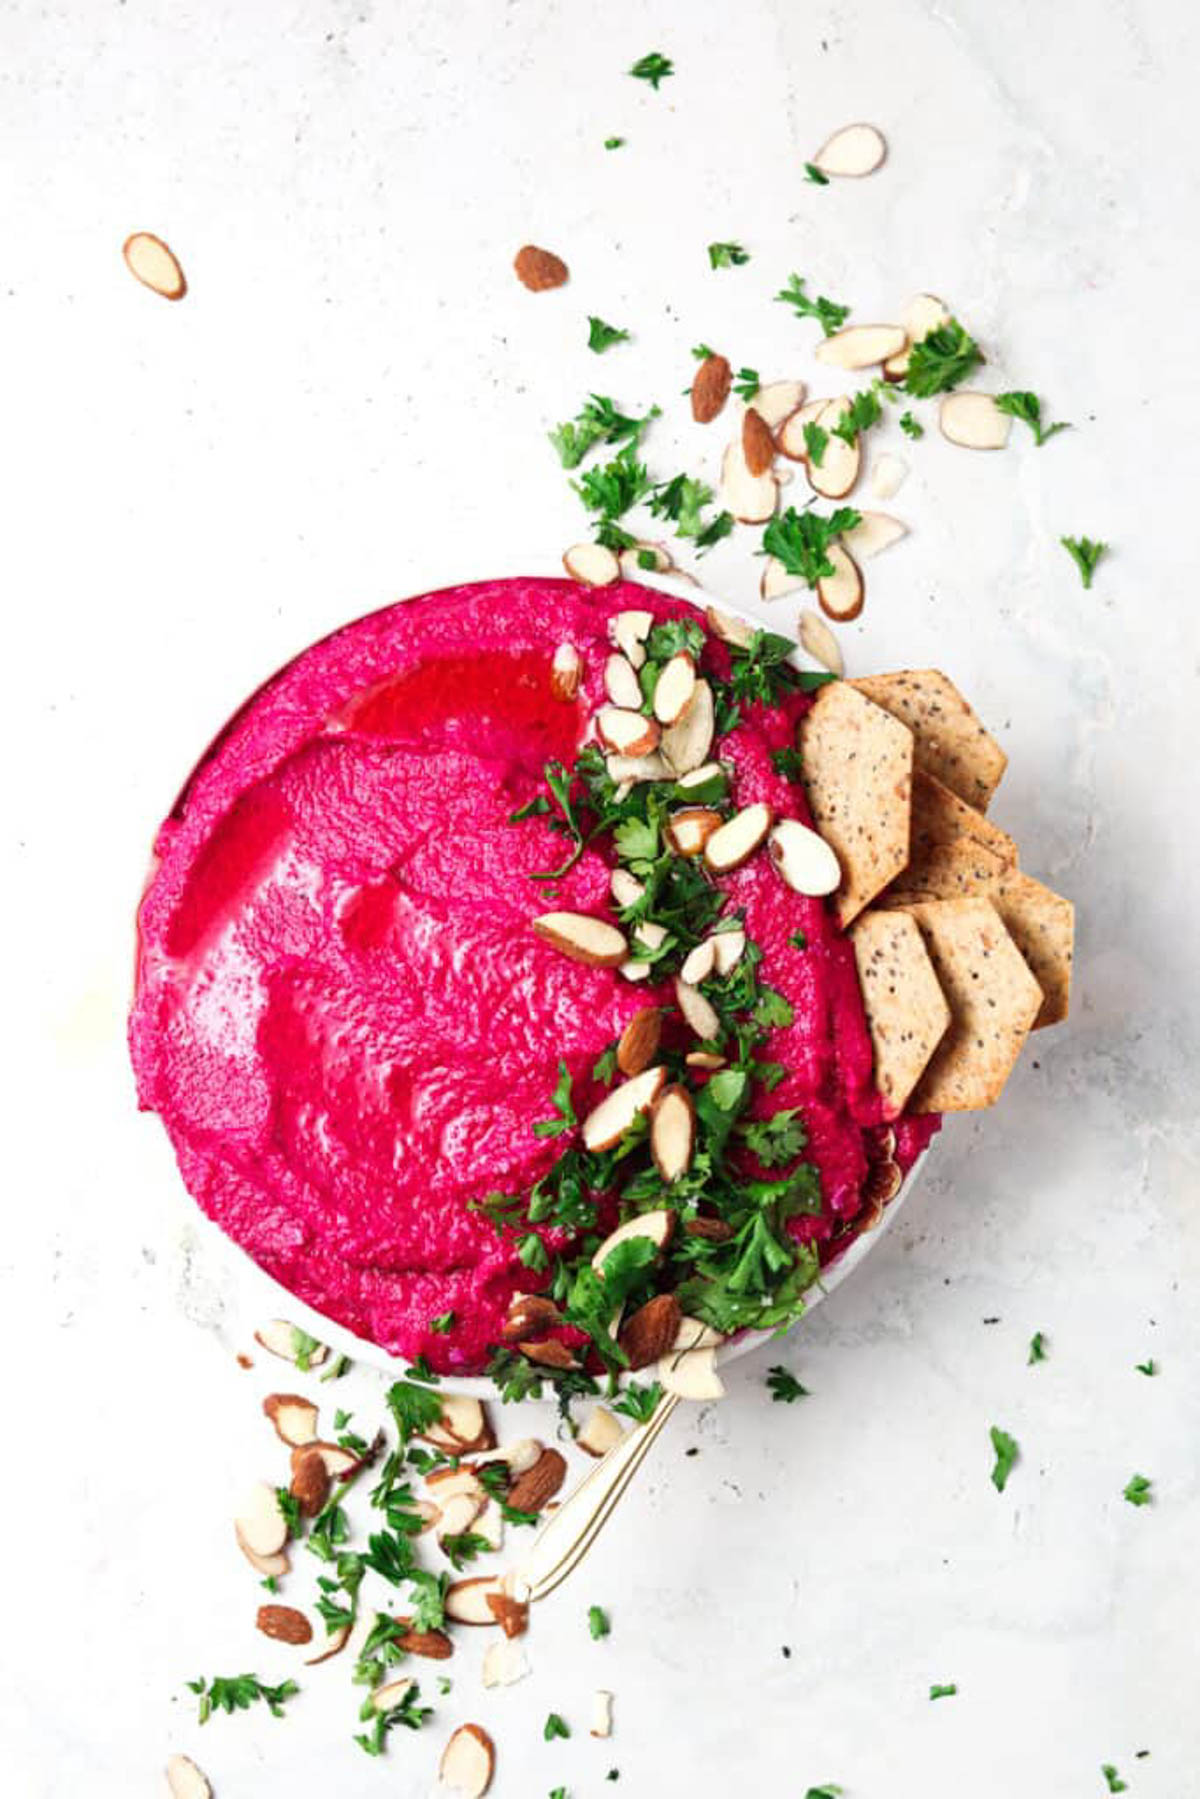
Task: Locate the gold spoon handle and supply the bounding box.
[516,1394,681,1602]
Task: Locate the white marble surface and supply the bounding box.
[5,0,1199,1793]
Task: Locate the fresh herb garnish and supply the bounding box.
[803,420,829,466]
[290,1326,323,1372]
[573,439,652,526]
[708,241,750,269]
[788,930,807,950]
[804,162,830,185]
[929,1683,958,1700]
[995,391,1070,446]
[544,1711,571,1741]
[320,1352,351,1382]
[429,1311,456,1335]
[1135,1359,1157,1377]
[604,136,625,150]
[386,1380,444,1444]
[275,1486,304,1535]
[1061,535,1108,589]
[766,1364,808,1403]
[533,1059,578,1139]
[989,1426,1019,1492]
[1101,1766,1128,1793]
[761,506,861,588]
[733,367,761,400]
[548,395,659,471]
[804,1787,844,1799]
[830,387,883,445]
[354,1680,431,1755]
[612,1380,663,1424]
[775,273,850,337]
[899,410,924,439]
[1123,1473,1153,1507]
[588,1604,611,1639]
[439,1530,493,1570]
[588,316,630,354]
[904,318,982,396]
[629,51,673,88]
[187,1674,299,1724]
[1028,1331,1047,1364]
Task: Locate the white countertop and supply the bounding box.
[5,0,1198,1794]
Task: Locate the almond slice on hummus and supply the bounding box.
[533,912,628,967]
[596,707,661,756]
[550,642,584,700]
[604,653,644,709]
[592,1207,675,1269]
[798,682,913,926]
[582,1067,667,1152]
[703,802,773,873]
[609,609,654,669]
[665,807,723,857]
[653,652,698,725]
[650,1083,696,1181]
[768,818,841,896]
[617,1005,663,1076]
[660,678,715,775]
[674,976,721,1041]
[679,937,716,984]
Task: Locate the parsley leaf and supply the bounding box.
[1101,1766,1128,1793]
[804,1787,844,1799]
[290,1326,323,1372]
[604,135,625,150]
[761,506,861,587]
[904,318,982,396]
[733,366,761,400]
[929,1683,958,1700]
[803,162,830,185]
[545,1711,571,1740]
[1123,1473,1153,1507]
[613,1380,663,1423]
[275,1486,304,1536]
[995,390,1070,447]
[385,1380,444,1445]
[753,986,794,1030]
[741,1108,806,1166]
[1061,535,1108,589]
[803,420,829,466]
[533,1059,577,1139]
[548,395,659,471]
[766,1365,808,1402]
[1135,1359,1157,1377]
[188,1674,299,1725]
[899,409,924,439]
[830,387,883,445]
[649,473,715,539]
[1028,1330,1047,1365]
[989,1425,1019,1492]
[354,1680,431,1754]
[588,1604,611,1639]
[440,1530,492,1570]
[694,508,735,553]
[588,316,630,354]
[429,1311,455,1335]
[772,746,804,781]
[573,439,652,522]
[708,241,750,269]
[788,929,807,950]
[775,273,850,337]
[630,51,673,88]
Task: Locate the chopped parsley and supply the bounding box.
[440,1530,492,1570]
[649,472,718,540]
[1028,1331,1048,1364]
[1101,1766,1128,1793]
[544,1711,571,1741]
[573,439,652,526]
[830,387,883,445]
[1061,535,1108,589]
[604,136,625,150]
[903,318,983,396]
[771,745,804,781]
[629,51,673,88]
[613,1380,663,1424]
[588,1604,611,1639]
[187,1674,299,1724]
[761,505,861,588]
[588,316,630,354]
[533,1059,578,1138]
[429,1311,456,1335]
[899,410,924,439]
[290,1326,323,1371]
[989,1426,1019,1492]
[275,1486,304,1535]
[804,1787,844,1799]
[995,390,1070,446]
[733,366,761,400]
[803,162,830,185]
[766,1365,808,1403]
[788,930,808,950]
[775,273,850,337]
[803,421,828,466]
[354,1681,431,1755]
[385,1379,444,1444]
[708,241,750,270]
[1123,1473,1153,1507]
[929,1683,958,1701]
[1135,1359,1157,1377]
[548,395,659,471]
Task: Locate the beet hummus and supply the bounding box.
[130,577,936,1375]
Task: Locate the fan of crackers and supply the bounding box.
[799,671,1075,1114]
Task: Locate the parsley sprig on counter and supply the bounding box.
[995,390,1070,446]
[775,273,850,337]
[762,506,862,588]
[904,318,983,396]
[188,1673,299,1724]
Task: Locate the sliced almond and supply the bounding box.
[677,760,727,792]
[577,1405,626,1458]
[563,542,620,588]
[691,351,733,423]
[777,397,827,462]
[617,1006,663,1077]
[254,1319,330,1367]
[596,706,661,757]
[262,1394,319,1448]
[550,642,584,701]
[411,1499,441,1534]
[305,1621,353,1665]
[519,1338,578,1370]
[234,1525,290,1579]
[869,452,908,499]
[234,1482,288,1559]
[670,1316,727,1355]
[487,1585,531,1637]
[812,122,887,177]
[665,806,723,857]
[506,1447,568,1513]
[750,379,807,429]
[592,1207,675,1273]
[582,1067,667,1153]
[797,608,844,675]
[501,1292,561,1342]
[705,604,754,650]
[939,392,1011,450]
[123,230,187,300]
[760,557,805,602]
[711,928,746,974]
[685,1049,726,1070]
[421,1395,495,1455]
[816,543,864,622]
[292,1439,361,1480]
[658,1344,726,1401]
[650,1084,696,1181]
[165,1755,211,1799]
[256,1603,313,1646]
[618,541,674,577]
[436,1490,486,1547]
[884,292,950,379]
[704,802,773,873]
[444,1576,505,1626]
[604,653,644,709]
[674,977,721,1041]
[719,437,778,525]
[473,1499,505,1551]
[742,407,777,477]
[372,1676,416,1713]
[807,397,861,500]
[488,1437,546,1476]
[653,653,698,726]
[660,679,715,776]
[815,324,906,370]
[439,1723,495,1798]
[482,1638,531,1688]
[843,511,907,560]
[679,938,716,984]
[768,817,842,896]
[605,750,673,785]
[533,912,627,967]
[425,1467,489,1503]
[591,1689,614,1739]
[611,867,646,909]
[630,919,668,956]
[290,1449,332,1518]
[609,609,654,670]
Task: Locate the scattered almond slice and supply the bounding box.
[444,1576,506,1625]
[650,1084,696,1181]
[798,609,845,675]
[811,121,887,177]
[563,542,620,587]
[883,293,950,379]
[604,653,644,709]
[807,396,861,499]
[685,1049,726,1070]
[262,1394,319,1448]
[592,1207,675,1271]
[437,1490,486,1549]
[254,1319,330,1367]
[674,976,721,1041]
[482,1638,531,1688]
[870,452,908,499]
[622,918,668,983]
[411,1499,441,1535]
[577,1405,626,1458]
[372,1676,416,1713]
[426,1467,489,1503]
[305,1621,353,1665]
[816,543,864,622]
[596,706,661,756]
[473,1499,505,1551]
[533,911,628,967]
[777,397,827,462]
[235,1482,289,1559]
[290,1449,332,1518]
[506,1447,568,1513]
[292,1438,360,1480]
[711,928,746,974]
[749,379,806,429]
[939,392,1011,450]
[256,1603,313,1645]
[550,643,583,701]
[591,1690,615,1739]
[719,437,778,524]
[234,1525,290,1579]
[760,556,805,602]
[605,750,673,784]
[679,938,716,984]
[658,1344,726,1400]
[439,1724,495,1798]
[660,679,715,775]
[611,867,646,909]
[815,323,906,371]
[514,244,568,290]
[165,1755,211,1799]
[653,653,698,725]
[843,511,907,560]
[609,609,654,669]
[691,352,733,423]
[123,231,187,299]
[617,1006,663,1076]
[582,1067,668,1152]
[618,541,674,577]
[704,801,773,872]
[768,817,842,895]
[705,604,754,649]
[665,806,723,857]
[422,1395,494,1455]
[488,1437,545,1475]
[670,1316,726,1355]
[742,407,777,477]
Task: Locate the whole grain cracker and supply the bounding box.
[850,669,1007,812]
[849,909,952,1114]
[987,869,1075,1029]
[884,836,1009,905]
[798,682,913,927]
[910,768,1017,867]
